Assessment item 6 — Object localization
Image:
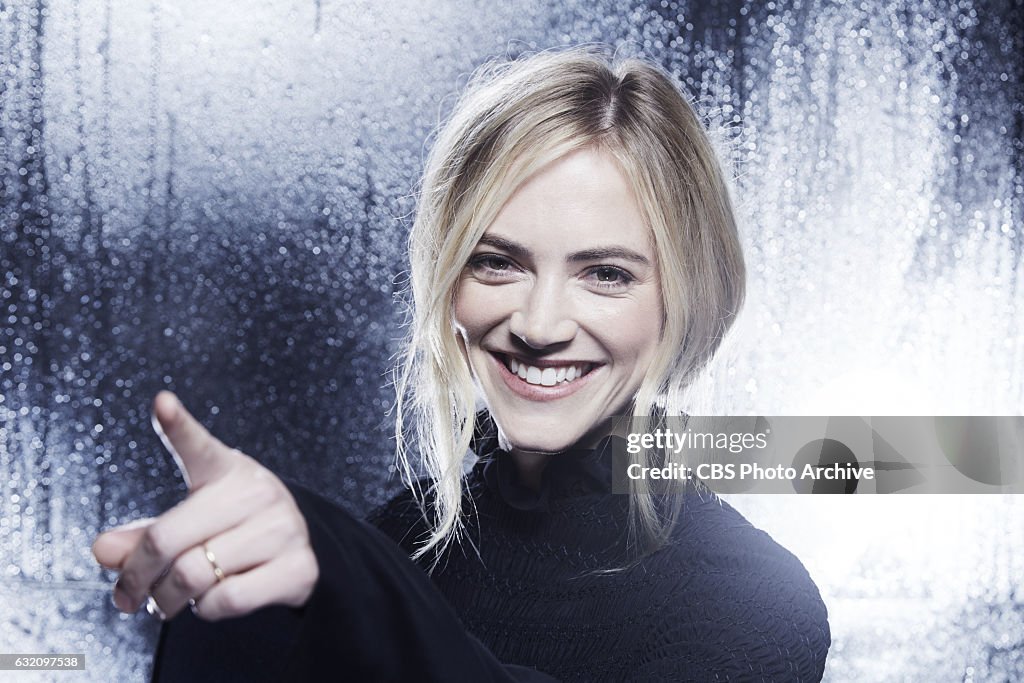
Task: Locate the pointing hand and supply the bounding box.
[92,391,319,621]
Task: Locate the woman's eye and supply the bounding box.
[588,266,635,289]
[482,256,509,270]
[468,254,517,278]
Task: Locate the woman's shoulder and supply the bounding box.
[671,486,811,567]
[644,486,831,679]
[668,485,829,609]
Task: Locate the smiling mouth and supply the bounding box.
[495,353,596,387]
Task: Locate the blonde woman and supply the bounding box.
[94,47,830,681]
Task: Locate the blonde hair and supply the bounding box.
[394,46,745,565]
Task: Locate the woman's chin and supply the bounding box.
[496,409,622,452]
[509,441,577,455]
[491,410,615,454]
[497,427,589,455]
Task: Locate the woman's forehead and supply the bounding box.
[482,147,654,255]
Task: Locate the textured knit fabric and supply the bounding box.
[367,414,831,681]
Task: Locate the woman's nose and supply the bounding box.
[507,285,579,349]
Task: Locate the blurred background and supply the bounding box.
[1,0,1021,680]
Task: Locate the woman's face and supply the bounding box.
[454,146,664,453]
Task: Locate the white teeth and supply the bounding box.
[503,356,591,387]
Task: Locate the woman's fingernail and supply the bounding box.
[113,580,131,612]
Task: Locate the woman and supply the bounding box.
[93,47,830,681]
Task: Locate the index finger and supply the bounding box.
[152,391,234,490]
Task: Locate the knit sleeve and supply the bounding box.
[152,480,558,682]
[286,480,560,681]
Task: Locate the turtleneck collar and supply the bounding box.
[469,410,622,512]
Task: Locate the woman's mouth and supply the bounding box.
[505,356,593,386]
[489,352,600,401]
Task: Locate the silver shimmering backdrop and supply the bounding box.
[1,1,1021,680]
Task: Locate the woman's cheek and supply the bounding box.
[455,282,513,337]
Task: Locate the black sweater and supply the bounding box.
[368,419,830,681]
[152,422,830,682]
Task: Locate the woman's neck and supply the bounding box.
[510,449,549,491]
[502,415,627,490]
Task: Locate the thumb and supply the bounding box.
[92,519,154,570]
[152,391,236,490]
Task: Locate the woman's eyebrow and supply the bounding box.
[477,235,529,259]
[567,247,651,265]
[476,235,651,265]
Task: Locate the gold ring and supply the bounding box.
[203,543,226,583]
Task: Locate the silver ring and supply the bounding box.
[145,594,167,622]
[188,597,200,616]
